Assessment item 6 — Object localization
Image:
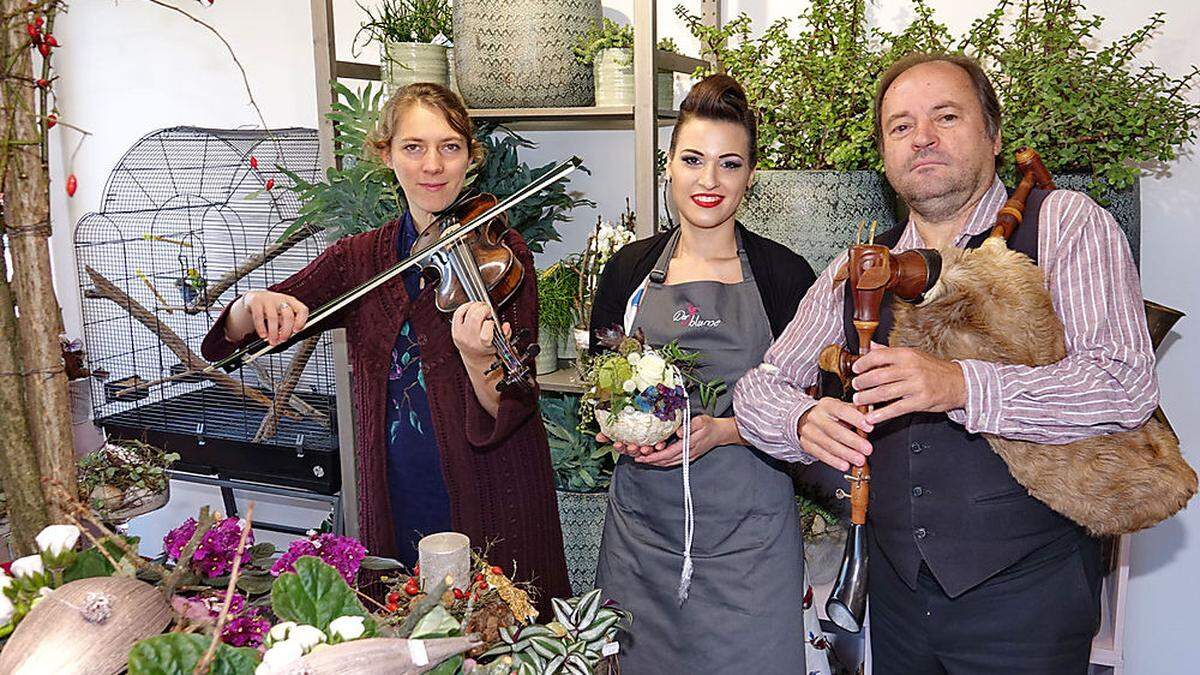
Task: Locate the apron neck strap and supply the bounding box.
[649,226,752,284]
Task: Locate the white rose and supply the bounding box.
[36,524,81,557]
[289,624,327,651]
[11,555,44,579]
[328,615,366,642]
[622,379,636,393]
[626,352,640,365]
[0,571,12,592]
[0,593,13,625]
[258,639,304,673]
[635,353,666,383]
[268,621,297,644]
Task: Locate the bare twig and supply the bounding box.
[145,0,268,133]
[194,502,254,675]
[161,506,216,598]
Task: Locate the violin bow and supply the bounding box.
[206,156,583,374]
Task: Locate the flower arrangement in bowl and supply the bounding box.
[581,327,717,448]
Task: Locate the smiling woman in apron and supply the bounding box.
[588,75,819,674]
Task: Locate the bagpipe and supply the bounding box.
[817,148,1197,633]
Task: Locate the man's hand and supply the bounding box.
[851,344,966,425]
[797,398,874,472]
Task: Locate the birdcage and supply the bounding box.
[74,126,341,494]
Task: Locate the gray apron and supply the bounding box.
[595,230,805,674]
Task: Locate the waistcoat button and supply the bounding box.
[910,441,923,453]
[912,486,924,497]
[914,527,928,539]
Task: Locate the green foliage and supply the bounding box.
[127,633,260,675]
[410,606,465,675]
[470,123,595,253]
[279,88,591,252]
[677,1,945,170]
[270,556,377,636]
[573,19,682,65]
[353,0,452,53]
[541,394,615,492]
[957,0,1200,194]
[573,18,635,65]
[536,264,579,340]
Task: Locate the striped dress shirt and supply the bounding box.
[733,176,1159,464]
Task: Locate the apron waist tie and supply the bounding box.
[678,377,695,605]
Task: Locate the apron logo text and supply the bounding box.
[674,303,723,329]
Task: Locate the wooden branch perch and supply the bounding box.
[188,226,317,313]
[83,265,296,418]
[253,335,320,442]
[251,359,329,426]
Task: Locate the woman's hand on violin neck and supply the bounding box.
[451,301,510,364]
[227,290,309,346]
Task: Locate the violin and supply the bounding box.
[207,157,584,388]
[412,190,536,391]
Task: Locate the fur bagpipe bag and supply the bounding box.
[885,148,1196,536]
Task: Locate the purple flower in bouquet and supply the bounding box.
[271,533,367,584]
[163,516,254,578]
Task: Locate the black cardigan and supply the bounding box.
[588,223,817,351]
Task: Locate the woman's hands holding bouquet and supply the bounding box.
[597,415,743,467]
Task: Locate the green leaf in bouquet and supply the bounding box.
[127,633,260,675]
[359,555,405,571]
[270,556,377,635]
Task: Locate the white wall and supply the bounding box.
[43,1,1198,670]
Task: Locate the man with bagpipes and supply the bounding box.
[734,53,1196,674]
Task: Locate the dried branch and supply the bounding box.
[251,359,329,425]
[161,506,216,598]
[194,502,254,675]
[145,0,268,133]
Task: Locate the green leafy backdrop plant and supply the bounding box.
[353,0,452,54]
[536,263,578,341]
[958,0,1200,193]
[677,1,946,171]
[541,394,616,492]
[574,18,684,65]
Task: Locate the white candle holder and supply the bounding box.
[417,532,470,591]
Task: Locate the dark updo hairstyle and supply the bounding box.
[668,74,758,166]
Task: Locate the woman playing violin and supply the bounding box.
[201,83,570,606]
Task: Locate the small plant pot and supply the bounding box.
[105,375,150,403]
[536,331,560,375]
[382,41,451,93]
[592,48,674,109]
[595,408,681,447]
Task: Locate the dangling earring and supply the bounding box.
[662,177,675,231]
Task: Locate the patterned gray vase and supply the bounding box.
[737,170,899,272]
[556,489,608,595]
[1054,174,1140,266]
[453,0,601,108]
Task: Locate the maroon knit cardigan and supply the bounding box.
[201,219,570,606]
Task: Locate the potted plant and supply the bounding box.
[541,394,617,595]
[354,0,453,93]
[676,0,948,270]
[574,18,680,110]
[957,0,1200,263]
[77,441,180,523]
[535,264,578,374]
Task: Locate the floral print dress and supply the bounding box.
[384,212,451,567]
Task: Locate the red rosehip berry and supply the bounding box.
[35,17,44,28]
[37,42,51,57]
[36,78,49,88]
[386,591,400,604]
[386,601,398,612]
[453,588,465,600]
[46,114,56,128]
[25,23,38,37]
[44,35,58,47]
[490,566,503,575]
[473,573,484,583]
